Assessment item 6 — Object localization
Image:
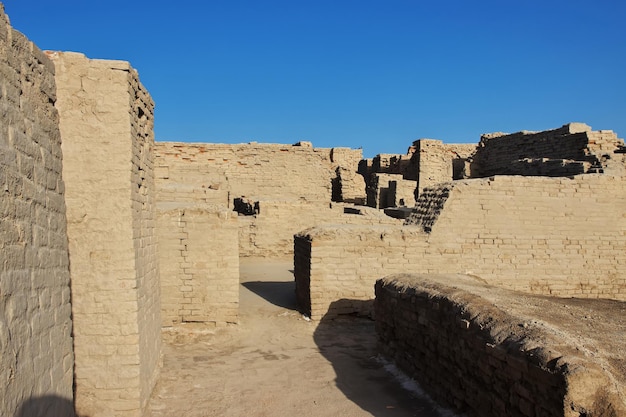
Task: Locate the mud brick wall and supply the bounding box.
[239,201,401,257]
[375,274,626,417]
[51,51,161,417]
[366,173,405,208]
[416,139,475,194]
[157,205,239,326]
[387,178,417,207]
[295,175,626,320]
[0,8,74,416]
[331,147,366,203]
[470,123,625,177]
[154,142,340,205]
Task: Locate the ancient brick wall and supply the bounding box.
[239,201,401,257]
[157,205,239,326]
[154,142,378,257]
[295,175,626,319]
[154,142,337,205]
[0,8,74,416]
[416,139,475,193]
[51,51,161,417]
[375,274,626,417]
[469,123,625,177]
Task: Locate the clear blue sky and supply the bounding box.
[4,0,625,157]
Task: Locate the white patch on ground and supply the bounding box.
[377,356,464,417]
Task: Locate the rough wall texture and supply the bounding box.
[331,147,366,203]
[295,175,626,320]
[416,139,475,193]
[238,201,401,257]
[154,142,337,205]
[366,173,409,209]
[157,204,239,326]
[51,51,160,417]
[375,274,626,417]
[0,8,74,417]
[469,123,625,178]
[154,142,378,257]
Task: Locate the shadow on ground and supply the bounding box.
[313,299,444,417]
[241,281,299,310]
[16,395,81,417]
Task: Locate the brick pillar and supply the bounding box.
[49,51,161,417]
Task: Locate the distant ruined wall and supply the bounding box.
[157,205,239,326]
[469,123,625,177]
[238,201,401,257]
[295,175,626,319]
[154,142,339,205]
[154,141,372,257]
[0,8,74,416]
[51,51,161,417]
[416,139,474,193]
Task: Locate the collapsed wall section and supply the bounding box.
[157,205,239,326]
[295,175,626,319]
[50,51,160,417]
[0,9,74,416]
[469,123,625,177]
[375,274,626,417]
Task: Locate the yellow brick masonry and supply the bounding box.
[157,204,239,326]
[0,6,74,416]
[50,51,161,417]
[296,174,626,320]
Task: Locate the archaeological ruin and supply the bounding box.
[1,3,624,417]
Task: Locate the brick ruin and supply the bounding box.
[1,3,625,417]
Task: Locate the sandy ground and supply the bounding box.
[148,258,451,417]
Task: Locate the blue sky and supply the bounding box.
[4,0,625,157]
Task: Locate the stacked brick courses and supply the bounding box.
[155,142,336,204]
[375,274,626,417]
[295,174,626,320]
[154,142,393,257]
[469,123,625,177]
[51,51,161,417]
[157,204,239,326]
[0,7,74,415]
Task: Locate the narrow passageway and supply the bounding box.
[149,258,446,417]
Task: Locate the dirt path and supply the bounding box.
[148,258,450,417]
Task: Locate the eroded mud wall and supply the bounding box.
[0,8,74,416]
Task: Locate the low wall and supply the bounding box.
[157,204,239,326]
[375,274,626,417]
[0,8,74,416]
[294,175,626,320]
[239,201,401,257]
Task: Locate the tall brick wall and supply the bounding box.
[295,175,626,319]
[375,274,626,417]
[157,205,239,326]
[0,8,74,416]
[51,51,161,417]
[129,71,161,411]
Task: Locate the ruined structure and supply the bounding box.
[1,2,625,416]
[0,10,74,417]
[50,51,161,417]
